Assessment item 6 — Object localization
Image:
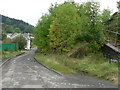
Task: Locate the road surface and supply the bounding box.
[1,48,118,88]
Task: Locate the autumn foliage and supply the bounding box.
[34,1,110,53]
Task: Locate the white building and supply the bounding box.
[7,33,32,50]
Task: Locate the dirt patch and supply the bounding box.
[68,46,87,58]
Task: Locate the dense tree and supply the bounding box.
[34,1,110,53]
[77,2,105,52]
[101,9,112,42]
[107,12,120,32]
[12,36,27,50]
[34,3,58,52]
[0,33,6,40]
[34,14,52,52]
[101,9,111,26]
[3,38,12,43]
[104,12,120,46]
[49,2,81,52]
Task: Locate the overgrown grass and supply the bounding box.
[35,53,75,74]
[31,44,37,48]
[2,51,23,59]
[35,52,118,85]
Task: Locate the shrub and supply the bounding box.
[12,36,27,50]
[3,38,12,43]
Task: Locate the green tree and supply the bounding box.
[2,33,7,40]
[12,36,27,50]
[34,1,107,53]
[77,2,105,52]
[34,3,58,52]
[101,9,111,25]
[34,14,52,52]
[3,38,12,43]
[2,15,34,33]
[15,28,21,33]
[49,2,80,52]
[6,18,11,25]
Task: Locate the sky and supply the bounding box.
[0,0,119,26]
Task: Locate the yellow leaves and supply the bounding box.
[52,37,57,41]
[62,48,70,52]
[35,1,105,53]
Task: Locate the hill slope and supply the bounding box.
[1,15,34,33]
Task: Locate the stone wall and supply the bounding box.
[102,44,120,60]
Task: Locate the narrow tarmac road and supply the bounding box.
[1,48,118,88]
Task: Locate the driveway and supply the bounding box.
[1,48,118,88]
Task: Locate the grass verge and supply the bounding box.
[35,52,118,85]
[2,51,23,59]
[35,53,75,74]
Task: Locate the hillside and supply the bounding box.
[1,15,34,33]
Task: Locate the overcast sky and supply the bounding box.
[0,0,119,26]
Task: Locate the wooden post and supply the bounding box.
[115,33,118,47]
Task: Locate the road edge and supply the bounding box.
[34,57,63,76]
[0,52,25,67]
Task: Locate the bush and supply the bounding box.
[34,1,108,53]
[3,38,12,43]
[49,2,81,52]
[0,33,7,41]
[12,36,27,50]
